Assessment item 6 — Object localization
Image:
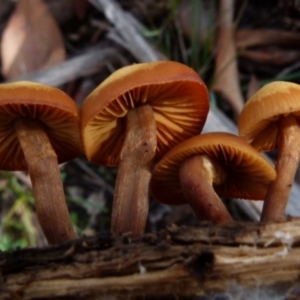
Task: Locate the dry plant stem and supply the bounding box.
[14,117,76,244]
[179,155,232,224]
[112,105,157,237]
[212,0,244,119]
[261,115,300,222]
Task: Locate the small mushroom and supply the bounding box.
[239,81,300,221]
[0,81,82,244]
[150,132,276,224]
[81,61,209,236]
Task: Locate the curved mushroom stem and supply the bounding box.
[179,155,232,224]
[261,115,300,222]
[14,117,76,244]
[112,105,157,237]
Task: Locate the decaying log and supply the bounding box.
[1,219,300,299]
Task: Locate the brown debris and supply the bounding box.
[236,29,300,49]
[241,49,300,66]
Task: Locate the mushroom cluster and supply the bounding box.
[6,64,294,245]
[81,61,210,237]
[80,61,278,233]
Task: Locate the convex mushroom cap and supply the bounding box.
[238,81,300,221]
[238,81,300,151]
[150,132,276,205]
[0,81,82,170]
[81,61,210,166]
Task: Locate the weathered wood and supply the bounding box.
[1,219,300,299]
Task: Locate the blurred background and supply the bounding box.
[1,0,300,250]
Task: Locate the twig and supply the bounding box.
[8,46,119,87]
[13,171,32,188]
[73,159,114,196]
[276,60,300,78]
[89,0,159,62]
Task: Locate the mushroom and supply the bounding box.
[239,81,300,221]
[0,81,82,244]
[81,61,209,236]
[150,132,276,224]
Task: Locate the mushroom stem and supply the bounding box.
[179,155,232,224]
[261,115,300,222]
[14,117,76,244]
[112,105,157,237]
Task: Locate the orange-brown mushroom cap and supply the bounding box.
[150,132,276,205]
[0,81,82,170]
[239,81,300,151]
[81,61,209,166]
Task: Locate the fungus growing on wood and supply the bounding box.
[81,61,209,236]
[150,132,276,224]
[239,81,300,222]
[0,81,82,244]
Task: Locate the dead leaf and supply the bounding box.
[241,49,300,66]
[1,0,66,79]
[236,29,300,49]
[212,0,244,119]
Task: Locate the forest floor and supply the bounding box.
[2,0,300,299]
[0,0,300,249]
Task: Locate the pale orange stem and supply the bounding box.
[112,105,157,237]
[261,115,300,222]
[15,117,76,244]
[179,155,232,224]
